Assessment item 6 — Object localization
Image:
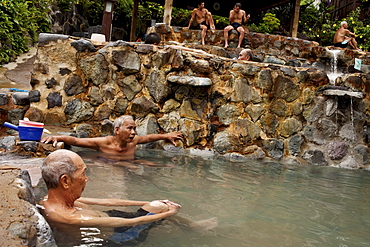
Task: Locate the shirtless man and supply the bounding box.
[41,115,183,159]
[333,21,361,51]
[39,150,217,245]
[186,2,215,45]
[224,3,250,48]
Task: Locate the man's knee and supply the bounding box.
[142,201,169,214]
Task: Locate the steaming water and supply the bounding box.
[326,48,342,84]
[46,149,370,246]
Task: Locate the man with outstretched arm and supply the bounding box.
[41,115,183,159]
[39,150,217,245]
[186,2,215,45]
[224,3,250,48]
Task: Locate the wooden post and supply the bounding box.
[130,0,139,42]
[163,0,173,25]
[290,0,300,38]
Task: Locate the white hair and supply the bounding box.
[340,21,347,27]
[113,115,134,131]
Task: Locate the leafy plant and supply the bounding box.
[249,13,280,34]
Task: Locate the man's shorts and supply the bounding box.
[191,21,209,30]
[231,22,242,30]
[334,40,349,48]
[104,208,156,244]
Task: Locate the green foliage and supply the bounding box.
[249,13,280,34]
[0,0,51,64]
[300,3,369,51]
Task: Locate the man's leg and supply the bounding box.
[236,26,245,48]
[200,25,207,45]
[224,25,233,48]
[206,12,215,30]
[348,37,360,50]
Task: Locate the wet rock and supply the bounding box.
[8,108,25,124]
[131,96,158,117]
[325,98,337,116]
[76,123,94,138]
[87,86,103,106]
[152,50,171,68]
[243,145,266,160]
[288,134,303,156]
[0,136,17,151]
[188,148,217,158]
[232,63,261,76]
[158,111,181,133]
[24,107,44,122]
[161,99,180,113]
[269,99,287,117]
[64,74,86,96]
[112,49,141,74]
[144,70,170,103]
[222,152,249,162]
[101,119,113,136]
[337,155,360,169]
[231,118,262,143]
[46,92,62,108]
[245,104,266,122]
[70,38,97,52]
[45,78,58,88]
[256,68,273,91]
[274,76,300,102]
[259,113,278,136]
[38,33,68,47]
[231,78,262,103]
[79,53,109,86]
[64,98,94,124]
[317,118,337,138]
[327,141,348,160]
[28,90,40,102]
[136,114,159,149]
[217,104,240,125]
[339,123,357,142]
[167,76,212,86]
[189,59,210,74]
[0,93,8,105]
[12,92,29,105]
[113,97,128,117]
[354,144,369,164]
[278,118,302,137]
[263,138,284,160]
[302,125,325,145]
[302,87,314,104]
[263,56,285,65]
[17,141,38,153]
[179,99,200,120]
[297,70,309,83]
[213,130,238,154]
[179,118,203,146]
[302,150,328,166]
[280,67,296,77]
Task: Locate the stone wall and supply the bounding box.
[3,33,370,169]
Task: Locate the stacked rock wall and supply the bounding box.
[18,33,370,168]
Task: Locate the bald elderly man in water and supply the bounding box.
[39,150,217,244]
[41,115,183,160]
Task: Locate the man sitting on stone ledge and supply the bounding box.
[224,3,250,48]
[41,115,183,161]
[39,149,217,245]
[333,21,361,51]
[186,2,215,45]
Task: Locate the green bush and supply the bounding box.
[0,0,51,64]
[249,13,280,34]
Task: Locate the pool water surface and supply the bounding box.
[44,149,370,246]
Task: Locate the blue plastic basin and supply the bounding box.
[3,122,43,141]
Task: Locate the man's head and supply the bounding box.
[238,48,252,61]
[340,21,348,28]
[234,3,241,11]
[198,2,205,9]
[113,115,137,142]
[42,150,88,196]
[145,32,161,45]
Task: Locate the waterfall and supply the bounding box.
[325,48,342,85]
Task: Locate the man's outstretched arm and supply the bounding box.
[135,132,183,145]
[41,135,103,149]
[77,197,150,207]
